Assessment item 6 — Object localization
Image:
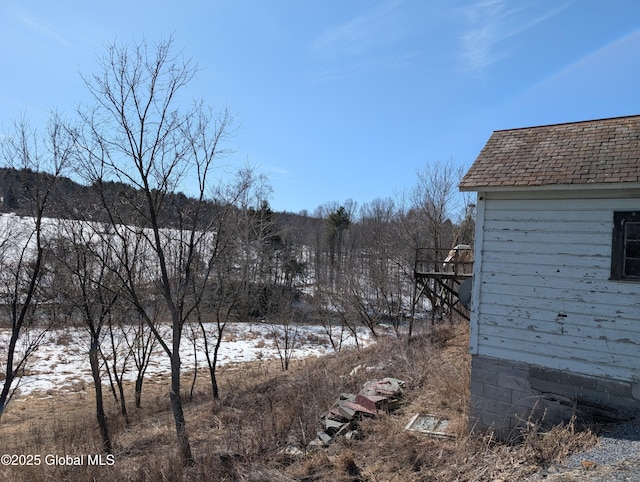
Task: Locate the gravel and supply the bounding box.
[526,412,640,481]
[564,415,640,467]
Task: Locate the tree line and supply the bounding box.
[0,37,474,465]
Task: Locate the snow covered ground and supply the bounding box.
[1,322,371,399]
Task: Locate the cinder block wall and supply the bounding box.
[469,355,639,439]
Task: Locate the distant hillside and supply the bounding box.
[0,167,109,218]
[0,167,320,234]
[0,167,213,226]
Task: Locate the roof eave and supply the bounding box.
[458,181,640,193]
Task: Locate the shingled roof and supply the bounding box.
[459,115,640,191]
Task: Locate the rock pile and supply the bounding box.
[310,377,404,447]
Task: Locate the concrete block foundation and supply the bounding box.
[469,355,639,439]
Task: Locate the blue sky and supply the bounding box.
[1,1,640,214]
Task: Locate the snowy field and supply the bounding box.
[1,322,371,399]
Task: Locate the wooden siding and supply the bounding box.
[473,194,640,382]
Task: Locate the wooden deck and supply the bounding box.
[413,247,473,322]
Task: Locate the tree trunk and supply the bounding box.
[104,360,119,404]
[134,376,143,409]
[189,351,198,402]
[208,365,219,400]
[170,351,194,465]
[117,378,129,424]
[210,325,224,400]
[0,328,20,420]
[89,341,112,453]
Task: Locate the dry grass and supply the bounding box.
[0,321,597,481]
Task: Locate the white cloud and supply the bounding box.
[15,9,72,49]
[308,0,421,81]
[311,0,406,59]
[458,0,571,72]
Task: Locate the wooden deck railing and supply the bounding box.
[414,247,473,277]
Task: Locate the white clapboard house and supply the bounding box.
[459,115,640,437]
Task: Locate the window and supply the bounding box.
[611,211,640,281]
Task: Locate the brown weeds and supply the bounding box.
[0,322,598,481]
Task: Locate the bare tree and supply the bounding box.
[0,117,69,420]
[50,219,120,452]
[354,198,409,336]
[325,287,362,349]
[103,306,133,424]
[269,299,300,372]
[191,239,235,400]
[73,37,232,465]
[185,167,267,400]
[411,159,465,251]
[405,159,468,335]
[126,308,161,409]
